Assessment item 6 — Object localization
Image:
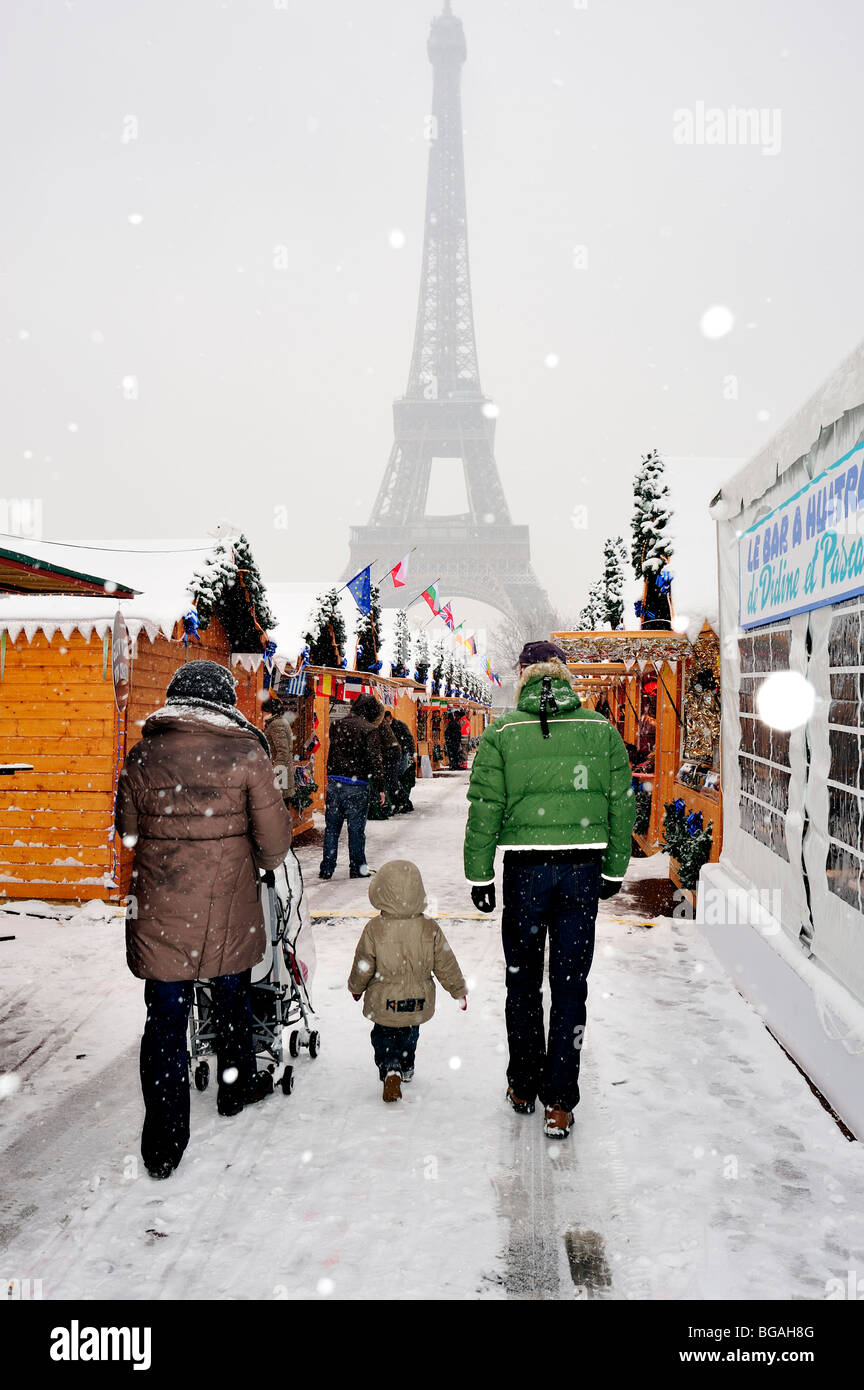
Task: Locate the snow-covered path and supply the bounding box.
[2,771,864,1301]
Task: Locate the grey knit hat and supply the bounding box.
[166,660,237,708]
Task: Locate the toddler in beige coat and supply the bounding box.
[348,859,467,1102]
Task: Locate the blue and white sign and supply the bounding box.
[738,439,864,629]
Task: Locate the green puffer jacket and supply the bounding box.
[464,660,635,885]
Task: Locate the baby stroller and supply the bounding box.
[188,849,320,1099]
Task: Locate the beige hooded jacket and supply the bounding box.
[347,860,467,1026]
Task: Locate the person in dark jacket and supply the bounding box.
[115,659,293,1181]
[388,711,417,813]
[320,694,385,880]
[464,640,635,1141]
[444,712,463,770]
[378,709,402,817]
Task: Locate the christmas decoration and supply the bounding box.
[354,582,384,673]
[663,798,714,891]
[633,782,652,835]
[601,536,629,628]
[190,535,275,651]
[413,628,431,684]
[391,609,411,678]
[305,588,347,669]
[431,637,446,694]
[631,448,674,630]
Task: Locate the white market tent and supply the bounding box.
[703,337,864,1138]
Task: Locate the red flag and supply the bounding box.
[388,552,410,589]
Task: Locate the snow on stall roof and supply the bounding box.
[0,536,228,645]
[710,337,864,521]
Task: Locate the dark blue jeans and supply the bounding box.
[371,1024,420,1079]
[321,779,370,874]
[501,855,600,1112]
[140,970,256,1170]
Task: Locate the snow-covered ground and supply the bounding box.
[2,772,864,1301]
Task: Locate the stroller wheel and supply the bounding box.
[280,1066,294,1096]
[194,1062,210,1093]
[288,1030,300,1059]
[308,1031,321,1060]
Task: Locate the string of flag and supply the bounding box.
[338,552,502,685]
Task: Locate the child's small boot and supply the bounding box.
[382,1071,402,1102]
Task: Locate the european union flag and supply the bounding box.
[346,565,372,616]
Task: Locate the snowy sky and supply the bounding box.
[2,0,863,619]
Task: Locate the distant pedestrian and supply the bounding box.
[348,860,467,1102]
[444,711,463,770]
[262,696,295,806]
[384,708,416,812]
[320,694,386,880]
[378,708,402,815]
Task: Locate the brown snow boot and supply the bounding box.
[382,1071,402,1103]
[543,1105,574,1139]
[506,1087,535,1115]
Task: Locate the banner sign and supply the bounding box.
[738,440,864,629]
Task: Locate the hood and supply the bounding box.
[354,694,385,725]
[368,860,427,918]
[515,658,581,716]
[143,702,270,753]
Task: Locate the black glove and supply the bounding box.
[598,877,622,900]
[471,884,496,913]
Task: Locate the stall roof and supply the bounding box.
[0,534,242,645]
[0,540,138,598]
[709,338,864,522]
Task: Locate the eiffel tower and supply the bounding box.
[345,1,553,623]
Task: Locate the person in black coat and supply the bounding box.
[444,712,463,770]
[320,695,386,880]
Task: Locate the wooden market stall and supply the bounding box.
[276,665,492,817]
[0,535,278,904]
[552,623,722,896]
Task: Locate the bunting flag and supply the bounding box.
[466,636,477,656]
[280,666,309,697]
[421,583,441,616]
[346,566,372,616]
[454,623,465,646]
[441,602,454,631]
[387,553,411,589]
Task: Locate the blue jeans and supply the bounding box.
[321,780,370,874]
[139,970,256,1170]
[501,855,600,1111]
[371,1024,420,1079]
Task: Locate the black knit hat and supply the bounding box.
[166,660,237,708]
[517,640,569,667]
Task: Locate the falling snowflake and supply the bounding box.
[699,305,734,339]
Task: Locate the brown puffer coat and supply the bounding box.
[116,704,293,982]
[347,860,467,1025]
[264,712,295,796]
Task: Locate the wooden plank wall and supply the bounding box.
[0,630,116,900]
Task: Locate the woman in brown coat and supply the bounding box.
[116,660,292,1179]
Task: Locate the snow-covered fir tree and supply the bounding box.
[631,448,674,629]
[431,637,446,694]
[452,654,467,697]
[390,609,411,678]
[601,535,629,629]
[190,534,275,650]
[354,583,383,672]
[577,578,605,630]
[305,588,346,668]
[413,629,430,684]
